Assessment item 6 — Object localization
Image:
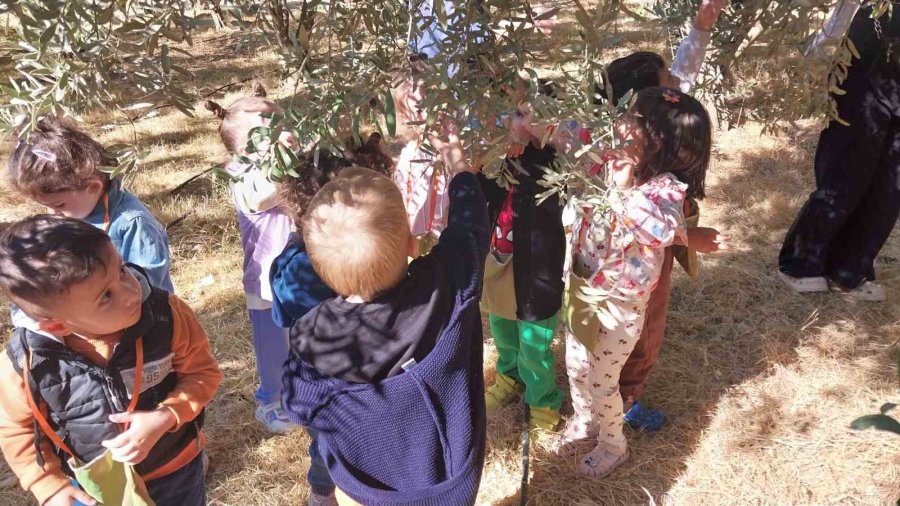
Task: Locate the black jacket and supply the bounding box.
[848,5,900,75]
[479,144,565,322]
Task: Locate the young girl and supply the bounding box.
[391,64,452,256]
[558,87,712,479]
[7,118,174,293]
[205,83,296,433]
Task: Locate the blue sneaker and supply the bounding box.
[255,402,295,434]
[624,401,666,432]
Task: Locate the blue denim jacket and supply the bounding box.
[86,180,175,293]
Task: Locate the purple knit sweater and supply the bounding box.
[282,172,489,505]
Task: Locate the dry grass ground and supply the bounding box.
[0,5,899,506]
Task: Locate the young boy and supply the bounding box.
[0,215,221,506]
[281,136,490,503]
[479,141,567,431]
[8,118,174,293]
[269,136,393,506]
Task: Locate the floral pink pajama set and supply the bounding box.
[562,173,688,473]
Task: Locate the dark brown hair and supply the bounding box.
[598,51,667,106]
[626,86,711,200]
[205,82,282,153]
[8,117,113,195]
[0,214,113,305]
[280,133,394,224]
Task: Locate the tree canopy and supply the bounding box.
[0,0,887,179]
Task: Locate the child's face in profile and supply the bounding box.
[393,78,426,125]
[32,243,143,339]
[657,68,681,90]
[607,115,646,187]
[31,178,105,220]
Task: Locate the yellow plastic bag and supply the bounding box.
[481,252,518,320]
[561,274,601,350]
[69,452,155,506]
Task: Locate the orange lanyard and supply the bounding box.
[101,193,111,233]
[23,337,144,456]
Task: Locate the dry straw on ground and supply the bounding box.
[0,6,898,506]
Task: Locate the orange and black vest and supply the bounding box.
[6,271,203,477]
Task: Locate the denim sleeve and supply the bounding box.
[114,215,175,293]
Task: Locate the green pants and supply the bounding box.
[489,314,563,410]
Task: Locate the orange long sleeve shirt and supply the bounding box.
[0,295,222,505]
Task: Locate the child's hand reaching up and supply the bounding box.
[45,485,97,506]
[428,118,474,174]
[693,0,727,32]
[101,407,177,465]
[687,226,730,253]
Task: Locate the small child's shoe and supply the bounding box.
[552,420,597,457]
[778,272,828,293]
[485,373,522,411]
[528,406,560,431]
[256,402,295,434]
[624,401,666,432]
[308,492,338,506]
[579,444,629,479]
[833,280,886,302]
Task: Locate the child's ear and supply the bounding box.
[86,177,105,197]
[37,318,71,338]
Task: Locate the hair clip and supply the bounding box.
[662,90,680,104]
[31,148,57,162]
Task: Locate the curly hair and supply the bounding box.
[279,132,394,225]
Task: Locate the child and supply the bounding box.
[7,117,174,293]
[591,0,729,431]
[391,63,454,256]
[0,215,221,506]
[269,134,393,506]
[281,129,490,503]
[479,139,567,431]
[205,83,296,433]
[558,87,712,479]
[598,0,725,103]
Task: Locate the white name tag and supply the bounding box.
[120,353,174,397]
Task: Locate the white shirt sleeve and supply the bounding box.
[409,0,487,77]
[671,26,713,94]
[804,0,861,57]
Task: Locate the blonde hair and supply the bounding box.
[302,167,409,300]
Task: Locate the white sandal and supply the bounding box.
[579,444,629,479]
[552,419,598,458]
[778,272,828,293]
[833,280,886,302]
